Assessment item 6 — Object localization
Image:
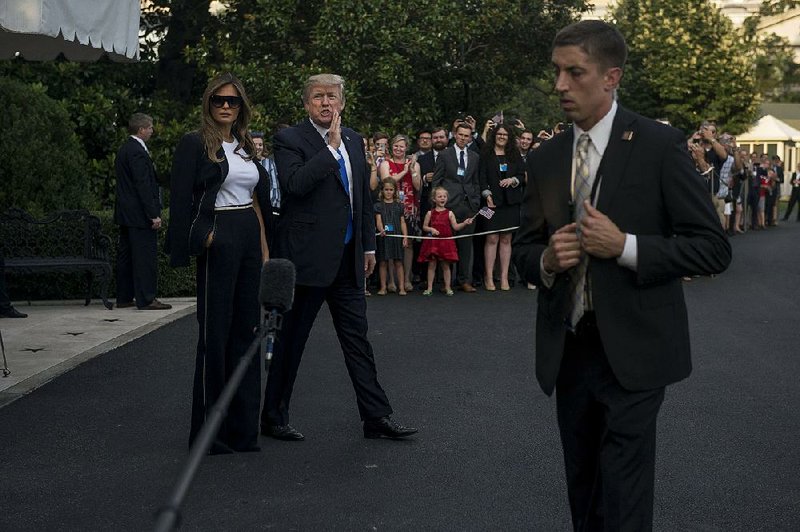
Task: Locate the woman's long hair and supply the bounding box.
[200,72,256,162]
[482,124,522,164]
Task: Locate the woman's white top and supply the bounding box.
[215,140,260,207]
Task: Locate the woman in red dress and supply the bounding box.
[379,134,421,292]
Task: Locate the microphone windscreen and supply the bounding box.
[259,259,296,313]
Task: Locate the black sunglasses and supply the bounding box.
[210,95,243,109]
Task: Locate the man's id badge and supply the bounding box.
[457,167,465,177]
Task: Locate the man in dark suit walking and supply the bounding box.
[512,21,731,531]
[114,113,171,311]
[261,73,416,442]
[432,123,481,292]
[782,162,800,221]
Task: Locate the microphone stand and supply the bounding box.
[154,310,271,532]
[263,309,283,366]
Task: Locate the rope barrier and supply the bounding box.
[376,226,520,240]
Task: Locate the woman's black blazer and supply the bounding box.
[166,131,271,267]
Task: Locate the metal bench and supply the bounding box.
[0,208,113,310]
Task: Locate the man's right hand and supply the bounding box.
[542,223,581,273]
[327,111,342,150]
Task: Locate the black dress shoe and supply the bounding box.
[115,301,135,309]
[208,440,235,455]
[138,299,173,310]
[0,307,27,318]
[363,416,418,439]
[262,424,305,441]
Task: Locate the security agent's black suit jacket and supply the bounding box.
[114,137,161,228]
[166,132,271,267]
[432,145,481,219]
[272,119,375,287]
[512,106,732,395]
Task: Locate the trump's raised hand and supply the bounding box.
[328,111,342,150]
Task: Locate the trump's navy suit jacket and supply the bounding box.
[272,119,375,287]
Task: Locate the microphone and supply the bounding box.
[258,259,296,364]
[259,258,296,313]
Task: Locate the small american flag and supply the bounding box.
[477,207,495,219]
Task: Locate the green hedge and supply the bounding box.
[0,78,93,215]
[6,210,197,303]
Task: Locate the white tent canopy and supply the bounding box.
[737,114,800,143]
[0,0,140,62]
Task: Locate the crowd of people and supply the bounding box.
[687,120,795,235]
[244,114,793,297]
[249,116,569,296]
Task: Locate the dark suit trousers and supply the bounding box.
[191,208,262,451]
[116,225,157,307]
[262,241,393,428]
[265,208,281,253]
[556,316,664,532]
[0,254,11,311]
[765,189,777,225]
[452,202,476,285]
[782,189,800,220]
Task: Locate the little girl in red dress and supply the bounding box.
[418,186,474,296]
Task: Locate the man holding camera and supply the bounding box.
[690,122,728,227]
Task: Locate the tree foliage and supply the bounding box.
[0,78,90,215]
[189,0,586,134]
[611,0,761,134]
[748,0,800,102]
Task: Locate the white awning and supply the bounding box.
[0,0,140,62]
[737,114,800,143]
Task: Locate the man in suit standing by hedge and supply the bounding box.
[114,113,171,311]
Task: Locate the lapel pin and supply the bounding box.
[622,131,634,141]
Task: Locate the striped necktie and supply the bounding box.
[568,133,592,328]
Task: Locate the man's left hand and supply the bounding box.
[365,253,376,276]
[579,201,625,258]
[151,216,162,230]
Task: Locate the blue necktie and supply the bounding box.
[459,149,465,170]
[336,148,353,244]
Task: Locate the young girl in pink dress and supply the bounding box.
[418,186,474,296]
